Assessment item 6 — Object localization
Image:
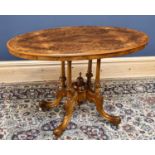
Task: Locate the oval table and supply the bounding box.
[7,26,149,137]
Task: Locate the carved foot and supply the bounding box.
[39,90,66,111]
[53,93,78,137]
[87,91,121,126]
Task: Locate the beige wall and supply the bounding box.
[0,57,155,83]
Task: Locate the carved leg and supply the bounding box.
[87,90,121,125]
[53,93,77,137]
[87,59,121,125]
[54,61,77,137]
[39,61,66,111]
[95,95,121,125]
[39,89,66,111]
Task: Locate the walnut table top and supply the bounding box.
[7,26,149,61]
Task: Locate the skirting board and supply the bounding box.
[1,56,155,83]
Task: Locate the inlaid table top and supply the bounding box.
[7,26,149,61]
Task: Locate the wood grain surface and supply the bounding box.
[7,26,149,61]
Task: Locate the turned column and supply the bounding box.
[67,61,72,96]
[60,61,66,88]
[86,60,93,89]
[95,59,101,94]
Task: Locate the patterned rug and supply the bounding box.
[0,78,155,140]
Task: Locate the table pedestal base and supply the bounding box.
[39,60,121,138]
